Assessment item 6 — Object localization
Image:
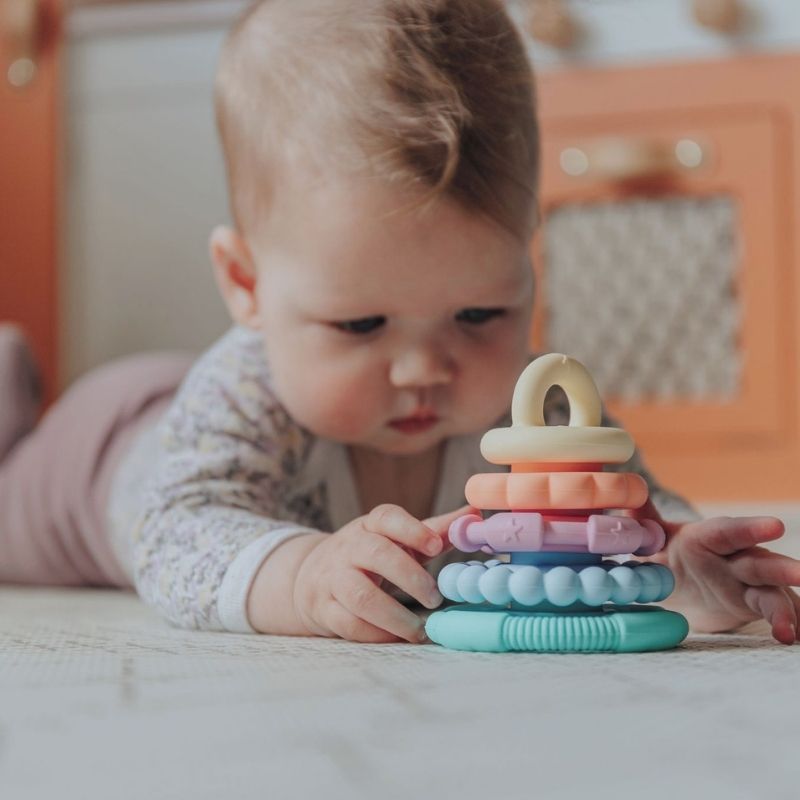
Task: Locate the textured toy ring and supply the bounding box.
[425,605,689,653]
[464,470,648,511]
[480,354,635,465]
[449,512,665,556]
[437,559,675,607]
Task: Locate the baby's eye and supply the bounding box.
[455,308,506,325]
[333,316,386,335]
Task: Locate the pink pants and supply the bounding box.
[0,353,191,587]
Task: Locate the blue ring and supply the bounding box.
[437,559,675,607]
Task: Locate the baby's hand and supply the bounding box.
[635,503,800,643]
[293,504,466,644]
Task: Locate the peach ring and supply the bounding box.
[465,470,649,511]
[480,353,635,465]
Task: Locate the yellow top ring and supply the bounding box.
[480,353,635,465]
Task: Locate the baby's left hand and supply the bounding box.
[632,502,800,644]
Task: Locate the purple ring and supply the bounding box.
[448,512,665,556]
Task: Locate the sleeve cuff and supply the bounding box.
[217,527,319,633]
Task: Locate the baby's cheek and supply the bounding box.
[458,345,525,426]
[290,367,385,441]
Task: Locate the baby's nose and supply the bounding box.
[389,346,455,388]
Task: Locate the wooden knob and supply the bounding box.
[692,0,741,33]
[2,0,42,87]
[559,138,707,182]
[527,0,577,49]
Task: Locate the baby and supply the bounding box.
[1,0,798,645]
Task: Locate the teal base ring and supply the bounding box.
[425,604,689,653]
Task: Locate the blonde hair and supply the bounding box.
[215,0,539,241]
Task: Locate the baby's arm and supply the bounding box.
[248,504,465,643]
[631,502,800,643]
[134,327,463,641]
[134,328,324,632]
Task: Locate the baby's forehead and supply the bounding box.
[257,177,526,275]
[257,216,530,322]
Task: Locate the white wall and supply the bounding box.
[63,16,235,382]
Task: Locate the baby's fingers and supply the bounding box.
[692,516,785,555]
[333,569,428,643]
[421,505,477,559]
[424,505,476,537]
[365,504,442,557]
[728,547,800,588]
[744,586,797,645]
[355,532,442,610]
[788,589,800,641]
[323,600,403,644]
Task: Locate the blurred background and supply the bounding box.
[2,0,800,517]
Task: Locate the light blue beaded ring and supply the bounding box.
[438,558,675,608]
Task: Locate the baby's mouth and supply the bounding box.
[388,411,439,435]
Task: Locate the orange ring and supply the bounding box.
[465,471,648,511]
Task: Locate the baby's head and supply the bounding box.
[210,0,539,456]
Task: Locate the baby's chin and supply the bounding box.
[367,412,501,456]
[345,423,449,457]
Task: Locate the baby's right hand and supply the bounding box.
[293,504,452,644]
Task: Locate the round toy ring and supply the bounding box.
[481,354,635,465]
[465,471,648,511]
[425,604,689,653]
[437,559,675,607]
[449,512,665,556]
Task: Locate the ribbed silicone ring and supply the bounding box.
[425,604,689,653]
[465,471,648,511]
[449,512,664,556]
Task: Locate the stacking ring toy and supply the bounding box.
[480,354,635,465]
[425,605,689,653]
[449,512,665,556]
[427,351,687,655]
[465,471,648,511]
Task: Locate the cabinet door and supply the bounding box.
[535,55,800,501]
[0,0,62,400]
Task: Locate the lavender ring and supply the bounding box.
[449,512,665,556]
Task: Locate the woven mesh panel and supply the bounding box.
[542,195,741,401]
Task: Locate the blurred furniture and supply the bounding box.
[0,0,61,401]
[1,0,238,396]
[533,53,800,502]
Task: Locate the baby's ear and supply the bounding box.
[209,225,261,329]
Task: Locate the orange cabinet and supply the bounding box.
[533,54,800,501]
[0,0,62,401]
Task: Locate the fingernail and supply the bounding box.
[429,589,443,608]
[425,537,441,556]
